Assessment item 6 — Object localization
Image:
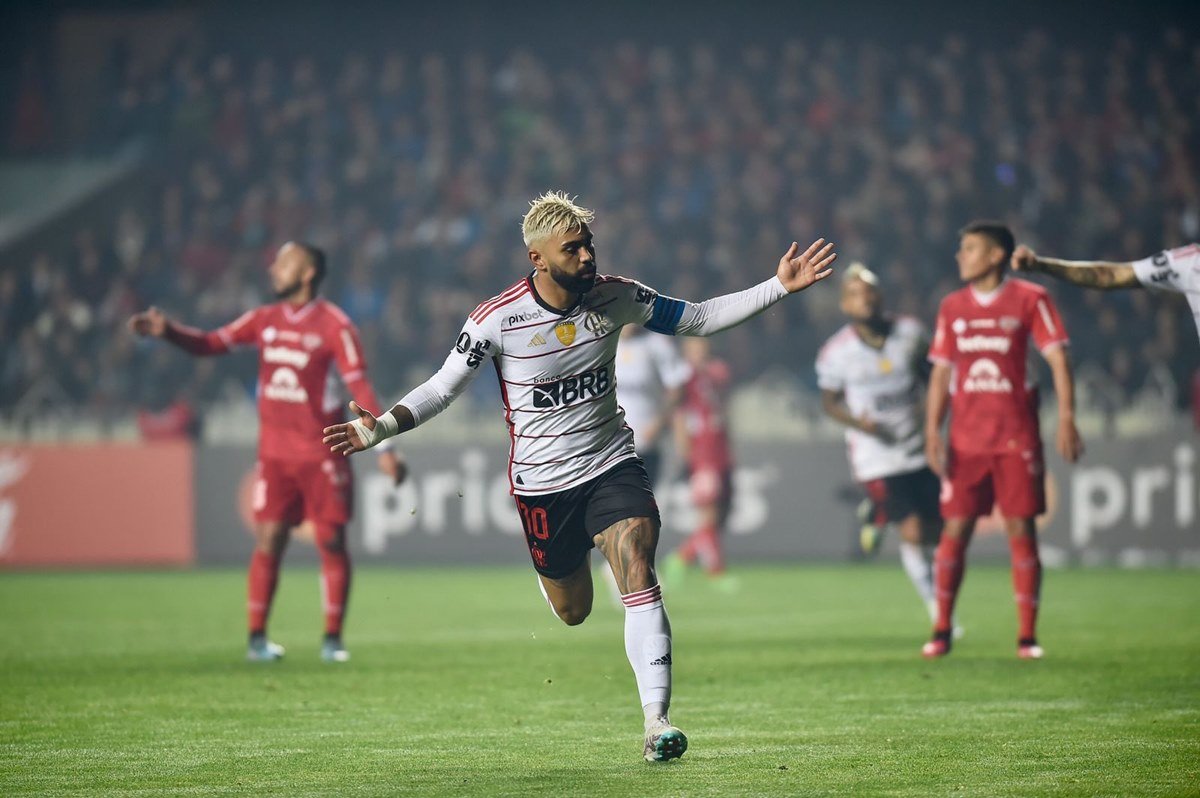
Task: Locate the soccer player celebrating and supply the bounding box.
[615,324,690,485]
[816,263,942,625]
[923,222,1083,660]
[322,192,836,762]
[667,336,736,582]
[1011,243,1200,341]
[129,242,405,663]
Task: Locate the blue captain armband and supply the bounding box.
[645,295,686,335]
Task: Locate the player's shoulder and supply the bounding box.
[315,299,356,328]
[1167,243,1200,261]
[707,359,731,384]
[1008,276,1051,299]
[893,314,926,337]
[936,285,971,311]
[469,277,532,326]
[595,273,653,301]
[817,323,856,360]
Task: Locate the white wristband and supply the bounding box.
[349,408,400,449]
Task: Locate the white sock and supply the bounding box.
[621,584,672,720]
[900,541,937,621]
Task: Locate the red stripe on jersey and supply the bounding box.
[514,452,637,494]
[501,357,616,387]
[474,284,530,324]
[596,274,637,286]
[510,435,619,467]
[506,390,613,414]
[471,282,528,323]
[470,282,524,323]
[512,416,619,439]
[500,328,619,360]
[493,359,517,493]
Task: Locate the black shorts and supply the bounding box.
[514,458,661,580]
[861,466,941,525]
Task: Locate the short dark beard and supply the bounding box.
[549,265,597,294]
[274,280,303,300]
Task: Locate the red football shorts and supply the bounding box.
[939,447,1045,520]
[251,458,353,526]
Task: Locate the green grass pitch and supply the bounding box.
[2,564,1197,796]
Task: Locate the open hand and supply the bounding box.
[1057,419,1084,464]
[777,239,837,293]
[925,430,947,478]
[322,401,377,456]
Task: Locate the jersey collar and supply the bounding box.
[526,272,585,317]
[968,277,1009,308]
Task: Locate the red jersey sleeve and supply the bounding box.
[164,309,260,356]
[332,318,384,415]
[1029,291,1069,353]
[928,299,953,364]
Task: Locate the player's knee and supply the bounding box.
[254,524,288,554]
[551,589,594,625]
[556,602,592,626]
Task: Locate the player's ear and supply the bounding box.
[528,248,544,271]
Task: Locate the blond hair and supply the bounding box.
[842,261,879,287]
[521,191,595,247]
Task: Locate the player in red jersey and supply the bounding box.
[923,222,1084,660]
[129,242,405,663]
[664,336,736,584]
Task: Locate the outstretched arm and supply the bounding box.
[661,239,836,336]
[1012,245,1138,290]
[323,320,494,456]
[128,306,253,355]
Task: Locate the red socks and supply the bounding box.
[314,523,352,637]
[247,549,281,635]
[1008,534,1042,642]
[933,535,967,634]
[248,526,352,639]
[678,524,724,574]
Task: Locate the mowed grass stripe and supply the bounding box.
[1,566,1197,797]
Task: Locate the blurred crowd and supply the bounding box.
[3,27,1199,430]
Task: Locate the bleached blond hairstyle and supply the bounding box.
[521,191,596,247]
[842,261,879,288]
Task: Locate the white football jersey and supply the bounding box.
[616,332,691,449]
[815,316,929,482]
[1133,244,1200,340]
[399,271,789,495]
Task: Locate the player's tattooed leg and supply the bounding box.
[594,516,660,594]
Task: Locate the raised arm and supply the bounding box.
[1012,245,1138,290]
[656,239,836,336]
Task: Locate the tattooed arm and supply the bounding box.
[1012,245,1138,290]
